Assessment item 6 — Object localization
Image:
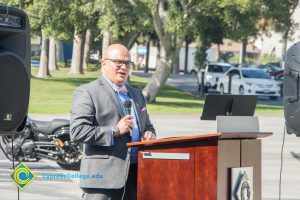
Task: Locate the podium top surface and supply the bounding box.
[127,132,272,147]
[220,132,272,139]
[127,133,221,147]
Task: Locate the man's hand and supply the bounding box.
[116,115,133,135]
[141,131,156,141]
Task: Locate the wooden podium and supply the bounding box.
[127,132,272,200]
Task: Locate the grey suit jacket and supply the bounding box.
[70,75,155,189]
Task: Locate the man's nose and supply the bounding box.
[119,63,128,69]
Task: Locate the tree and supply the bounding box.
[262,0,299,61]
[141,0,229,102]
[83,29,93,69]
[49,38,59,70]
[68,0,100,74]
[141,1,194,102]
[25,0,74,77]
[37,30,51,78]
[215,0,264,63]
[25,0,53,78]
[96,0,153,50]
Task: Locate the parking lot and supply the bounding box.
[132,72,284,106]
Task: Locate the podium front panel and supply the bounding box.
[137,141,218,200]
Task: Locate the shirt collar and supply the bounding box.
[102,75,126,92]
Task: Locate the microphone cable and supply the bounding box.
[11,135,20,200]
[121,147,131,200]
[279,125,286,200]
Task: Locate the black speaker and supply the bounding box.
[284,41,300,136]
[0,5,30,135]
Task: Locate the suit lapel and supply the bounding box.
[98,76,124,117]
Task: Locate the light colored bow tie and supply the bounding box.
[114,84,128,94]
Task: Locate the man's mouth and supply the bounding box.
[118,71,126,76]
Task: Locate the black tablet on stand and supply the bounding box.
[201,94,258,120]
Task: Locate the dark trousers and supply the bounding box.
[82,164,137,200]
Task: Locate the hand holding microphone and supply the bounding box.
[124,100,132,116]
[114,100,133,136]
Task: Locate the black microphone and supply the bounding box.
[124,100,132,116]
[124,100,132,136]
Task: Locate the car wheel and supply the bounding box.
[269,96,278,100]
[239,86,244,95]
[220,84,225,95]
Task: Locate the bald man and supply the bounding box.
[70,44,156,200]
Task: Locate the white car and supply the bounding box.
[198,62,232,92]
[217,68,281,100]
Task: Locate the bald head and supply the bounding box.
[101,44,131,86]
[103,44,130,59]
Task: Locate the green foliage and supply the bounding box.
[228,55,256,64]
[96,0,152,42]
[86,63,101,72]
[228,53,281,64]
[31,55,40,60]
[262,0,299,37]
[258,54,281,64]
[217,0,263,41]
[24,0,71,39]
[194,38,210,69]
[57,61,71,68]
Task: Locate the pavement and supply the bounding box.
[1,114,300,200]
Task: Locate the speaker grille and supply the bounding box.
[0,54,30,131]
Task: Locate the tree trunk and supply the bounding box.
[184,40,189,74]
[102,31,110,58]
[142,47,174,102]
[49,38,58,71]
[69,28,85,75]
[173,55,179,74]
[83,29,93,69]
[156,42,161,68]
[216,44,221,62]
[37,31,51,78]
[282,31,288,63]
[239,39,247,64]
[197,38,210,68]
[142,4,184,102]
[144,41,150,73]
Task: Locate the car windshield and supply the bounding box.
[207,65,231,73]
[241,70,271,79]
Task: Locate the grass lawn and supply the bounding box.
[29,68,283,115]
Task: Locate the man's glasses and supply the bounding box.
[104,58,134,68]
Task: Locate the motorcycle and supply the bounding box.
[0,116,82,170]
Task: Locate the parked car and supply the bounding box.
[249,63,282,76]
[197,62,232,92]
[217,68,281,100]
[274,70,284,96]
